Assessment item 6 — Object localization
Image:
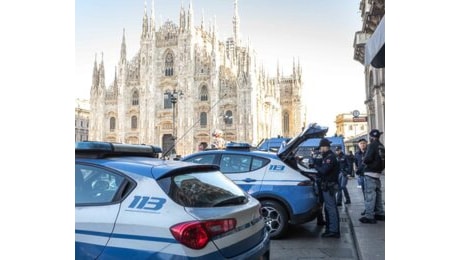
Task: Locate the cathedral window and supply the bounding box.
[165,52,174,76]
[110,117,116,132]
[224,110,233,125]
[164,92,172,109]
[200,85,208,101]
[200,112,207,128]
[131,116,138,129]
[283,112,289,134]
[132,90,139,106]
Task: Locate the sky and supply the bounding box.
[76,0,366,135]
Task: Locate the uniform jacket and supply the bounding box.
[314,150,340,183]
[354,149,366,175]
[337,152,350,175]
[363,139,384,173]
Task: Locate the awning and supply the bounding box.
[365,16,385,68]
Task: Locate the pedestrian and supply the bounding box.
[198,142,208,151]
[346,150,355,177]
[212,129,226,149]
[309,138,340,238]
[359,129,385,224]
[310,147,326,226]
[335,147,351,206]
[354,138,367,201]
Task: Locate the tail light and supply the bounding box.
[170,219,236,249]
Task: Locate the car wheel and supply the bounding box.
[260,200,288,239]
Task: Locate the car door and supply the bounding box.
[75,163,124,259]
[218,153,269,195]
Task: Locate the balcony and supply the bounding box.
[353,31,370,64]
[354,31,371,47]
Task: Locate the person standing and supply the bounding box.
[354,138,368,216]
[310,138,340,238]
[335,147,351,206]
[311,147,326,226]
[211,129,226,149]
[354,138,367,197]
[346,150,355,177]
[359,129,385,224]
[198,142,208,151]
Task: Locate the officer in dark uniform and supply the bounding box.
[310,138,341,238]
[335,147,351,206]
[311,147,326,226]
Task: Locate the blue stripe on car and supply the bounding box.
[75,229,177,243]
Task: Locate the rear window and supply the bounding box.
[157,171,247,207]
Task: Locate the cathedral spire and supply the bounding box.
[201,9,205,31]
[277,59,280,79]
[188,0,194,32]
[92,53,99,88]
[99,52,105,88]
[232,0,240,46]
[150,0,155,38]
[141,0,148,39]
[113,66,118,95]
[179,0,186,33]
[292,57,296,77]
[120,28,127,62]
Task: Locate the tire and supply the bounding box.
[260,200,288,239]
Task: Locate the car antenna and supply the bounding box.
[161,93,227,160]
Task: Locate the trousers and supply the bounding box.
[337,173,350,204]
[322,183,340,233]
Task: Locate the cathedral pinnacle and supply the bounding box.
[233,0,240,46]
[120,28,127,62]
[141,0,148,39]
[150,0,155,37]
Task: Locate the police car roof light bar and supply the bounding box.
[225,142,252,150]
[75,141,162,158]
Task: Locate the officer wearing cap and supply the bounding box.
[310,138,341,238]
[354,138,368,215]
[335,146,351,206]
[359,129,385,224]
[310,146,326,226]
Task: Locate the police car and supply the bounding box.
[75,142,270,259]
[182,123,329,239]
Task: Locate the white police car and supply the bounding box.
[75,142,270,259]
[182,123,329,239]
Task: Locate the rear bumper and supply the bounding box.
[230,229,270,260]
[290,202,321,224]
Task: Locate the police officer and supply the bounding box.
[311,147,326,226]
[310,138,341,238]
[359,129,385,224]
[335,147,351,206]
[354,138,367,215]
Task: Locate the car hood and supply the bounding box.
[277,123,328,161]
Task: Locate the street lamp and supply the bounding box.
[164,89,183,158]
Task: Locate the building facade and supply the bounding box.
[335,112,368,141]
[89,0,307,156]
[75,98,90,142]
[353,0,385,144]
[335,112,368,152]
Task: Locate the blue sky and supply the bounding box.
[76,0,366,134]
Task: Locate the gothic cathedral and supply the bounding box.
[89,0,306,157]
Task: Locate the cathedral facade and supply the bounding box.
[89,0,307,157]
